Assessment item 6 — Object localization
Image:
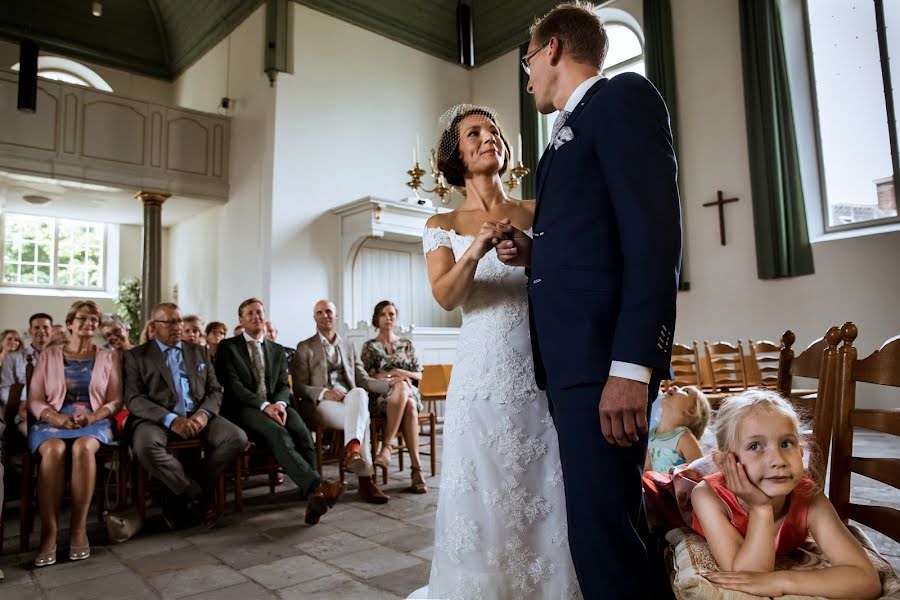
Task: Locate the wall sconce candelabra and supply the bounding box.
[405,147,530,205]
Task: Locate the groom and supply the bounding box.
[497,4,681,599]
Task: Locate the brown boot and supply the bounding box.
[357,475,390,504]
[305,479,347,525]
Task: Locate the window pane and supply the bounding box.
[605,59,646,79]
[3,264,17,283]
[57,265,71,286]
[37,266,51,284]
[808,0,897,227]
[21,264,35,283]
[604,24,642,70]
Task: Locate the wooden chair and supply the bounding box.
[703,340,748,394]
[746,339,781,387]
[829,323,900,543]
[777,330,834,414]
[133,439,227,519]
[370,411,438,484]
[232,441,280,512]
[664,341,702,391]
[313,422,347,483]
[420,364,452,424]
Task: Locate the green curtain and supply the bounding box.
[643,0,689,290]
[739,0,814,278]
[518,42,539,199]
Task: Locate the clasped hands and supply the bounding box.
[478,218,531,267]
[171,411,209,438]
[45,410,100,430]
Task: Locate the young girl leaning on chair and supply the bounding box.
[691,389,882,599]
[645,385,711,474]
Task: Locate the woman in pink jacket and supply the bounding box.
[28,300,123,567]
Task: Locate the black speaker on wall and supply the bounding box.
[457,1,474,68]
[18,40,38,113]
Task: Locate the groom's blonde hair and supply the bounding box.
[530,3,608,70]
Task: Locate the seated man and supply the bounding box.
[1,313,53,445]
[123,302,247,529]
[216,298,344,525]
[265,319,295,366]
[293,300,390,504]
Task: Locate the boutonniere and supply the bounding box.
[198,362,206,372]
[553,125,574,150]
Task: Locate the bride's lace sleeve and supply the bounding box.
[423,227,452,255]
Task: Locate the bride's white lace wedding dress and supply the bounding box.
[415,227,581,600]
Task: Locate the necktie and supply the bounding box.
[249,341,267,397]
[166,347,186,416]
[550,110,571,149]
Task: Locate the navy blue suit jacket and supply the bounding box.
[528,73,681,390]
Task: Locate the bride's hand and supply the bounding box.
[495,219,532,267]
[471,221,504,259]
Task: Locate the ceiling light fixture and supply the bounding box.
[23,194,52,205]
[92,1,102,17]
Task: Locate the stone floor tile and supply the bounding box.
[0,582,44,600]
[240,554,339,590]
[405,514,437,530]
[205,539,302,570]
[366,560,432,596]
[294,531,379,561]
[368,525,434,554]
[411,545,433,561]
[328,546,422,580]
[260,522,341,546]
[44,569,159,600]
[180,580,276,599]
[0,559,35,586]
[33,548,127,589]
[125,546,219,577]
[108,533,192,561]
[277,573,400,600]
[146,564,247,599]
[185,526,264,547]
[332,512,408,538]
[364,497,434,521]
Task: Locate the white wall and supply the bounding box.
[172,6,275,326]
[268,3,471,345]
[0,40,173,105]
[471,50,524,199]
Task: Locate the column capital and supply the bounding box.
[134,190,171,206]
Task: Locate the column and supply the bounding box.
[135,190,170,322]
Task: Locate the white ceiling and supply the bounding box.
[0,171,223,227]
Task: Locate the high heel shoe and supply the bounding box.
[69,545,91,561]
[34,548,57,567]
[409,466,428,494]
[374,445,392,469]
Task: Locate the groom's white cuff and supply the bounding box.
[609,361,651,384]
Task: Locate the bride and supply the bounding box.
[413,104,581,599]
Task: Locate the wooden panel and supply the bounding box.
[213,124,224,177]
[81,99,146,165]
[63,93,78,154]
[166,116,209,175]
[150,111,163,168]
[0,78,58,152]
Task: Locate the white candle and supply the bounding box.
[517,133,523,164]
[416,134,421,164]
[509,143,514,168]
[413,146,416,164]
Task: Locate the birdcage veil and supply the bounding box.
[435,103,501,164]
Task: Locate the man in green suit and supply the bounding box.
[216,297,344,525]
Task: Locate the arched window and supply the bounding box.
[11,56,113,92]
[538,8,645,154]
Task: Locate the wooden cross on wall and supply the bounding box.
[703,190,740,246]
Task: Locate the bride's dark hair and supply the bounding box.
[436,108,510,187]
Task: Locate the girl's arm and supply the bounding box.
[644,450,652,472]
[676,431,704,465]
[706,494,881,599]
[691,474,776,571]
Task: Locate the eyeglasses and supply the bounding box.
[74,316,100,325]
[103,327,126,338]
[521,41,549,75]
[153,318,184,327]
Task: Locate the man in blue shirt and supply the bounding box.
[123,303,247,528]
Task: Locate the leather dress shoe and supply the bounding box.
[343,450,367,475]
[200,500,223,529]
[357,475,389,504]
[305,479,346,525]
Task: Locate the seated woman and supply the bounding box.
[1,327,23,364]
[205,321,227,361]
[28,300,123,567]
[360,301,427,493]
[181,315,206,346]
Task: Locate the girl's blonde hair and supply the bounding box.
[681,386,712,440]
[714,389,807,453]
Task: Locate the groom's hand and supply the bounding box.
[495,219,532,267]
[599,377,649,447]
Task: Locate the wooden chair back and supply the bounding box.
[665,341,702,390]
[703,340,748,393]
[746,339,780,387]
[829,323,900,543]
[420,364,452,421]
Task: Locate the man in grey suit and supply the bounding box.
[293,300,390,504]
[124,302,247,528]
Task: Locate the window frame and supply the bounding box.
[1,213,108,293]
[803,0,900,233]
